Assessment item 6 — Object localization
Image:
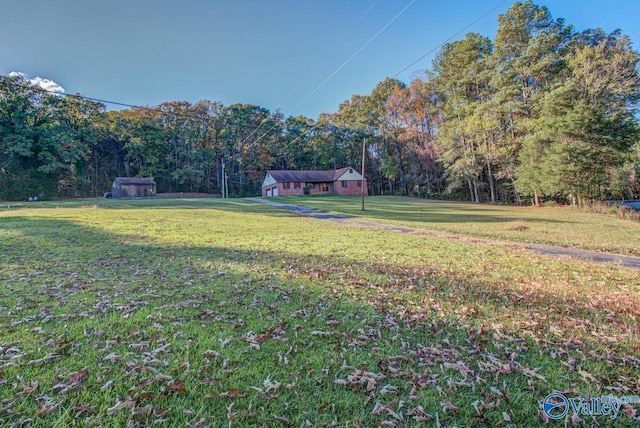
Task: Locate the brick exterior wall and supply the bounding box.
[335,179,367,196]
[261,180,367,197]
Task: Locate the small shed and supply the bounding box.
[111,177,156,198]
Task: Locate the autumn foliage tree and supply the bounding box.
[0,1,638,204]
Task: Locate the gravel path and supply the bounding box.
[247,198,640,270]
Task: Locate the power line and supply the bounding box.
[236,0,381,148]
[279,0,380,112]
[243,0,417,151]
[275,0,510,149]
[0,79,216,124]
[2,0,509,152]
[392,0,510,79]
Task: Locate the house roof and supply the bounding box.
[114,177,156,185]
[266,167,354,183]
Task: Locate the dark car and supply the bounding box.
[104,192,112,199]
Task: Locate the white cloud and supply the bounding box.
[9,71,65,94]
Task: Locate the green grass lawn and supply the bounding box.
[1,198,639,426]
[274,195,640,256]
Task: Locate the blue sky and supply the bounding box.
[2,0,639,119]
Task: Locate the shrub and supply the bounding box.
[617,206,640,221]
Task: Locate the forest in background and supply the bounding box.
[1,1,639,205]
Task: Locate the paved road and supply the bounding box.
[247,198,640,270]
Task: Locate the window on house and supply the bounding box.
[357,181,362,187]
[322,184,329,192]
[341,181,347,188]
[283,182,290,189]
[349,168,353,174]
[294,182,301,189]
[306,183,315,189]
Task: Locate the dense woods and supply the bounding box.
[1,1,639,204]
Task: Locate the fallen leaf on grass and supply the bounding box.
[380,384,399,395]
[334,368,386,393]
[203,350,220,358]
[263,376,281,392]
[130,404,152,419]
[472,399,500,415]
[441,401,459,412]
[538,408,549,423]
[272,414,292,426]
[578,368,598,383]
[406,406,433,422]
[310,330,333,337]
[372,401,403,420]
[53,339,72,353]
[106,399,135,416]
[100,380,115,391]
[622,404,638,419]
[515,363,547,382]
[52,369,89,395]
[0,400,15,414]
[566,413,584,426]
[71,403,92,414]
[226,402,237,422]
[150,343,170,355]
[165,381,186,394]
[16,381,38,396]
[219,389,244,398]
[102,353,123,363]
[490,386,509,402]
[36,401,59,416]
[26,353,59,365]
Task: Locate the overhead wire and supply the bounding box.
[391,0,509,79]
[243,0,417,151]
[2,0,509,151]
[0,80,217,124]
[279,0,380,111]
[276,0,510,149]
[234,0,380,150]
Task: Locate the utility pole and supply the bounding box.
[221,159,226,199]
[361,138,366,211]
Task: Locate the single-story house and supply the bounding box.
[111,177,156,198]
[261,167,367,197]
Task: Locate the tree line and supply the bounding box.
[1,1,639,205]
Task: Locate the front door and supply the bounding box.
[272,186,279,196]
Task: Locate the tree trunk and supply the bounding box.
[395,145,407,196]
[487,158,496,203]
[513,183,521,206]
[473,179,481,203]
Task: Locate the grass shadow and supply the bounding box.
[1,209,639,425]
